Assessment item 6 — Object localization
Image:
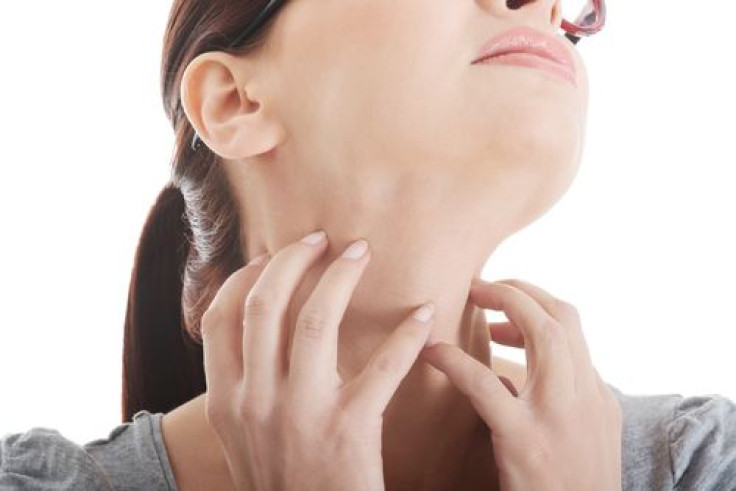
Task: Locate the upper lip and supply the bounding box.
[472,25,576,75]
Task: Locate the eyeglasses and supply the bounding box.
[191,0,606,151]
[562,0,606,44]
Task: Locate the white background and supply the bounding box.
[1,2,734,446]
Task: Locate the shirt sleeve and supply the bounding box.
[1,410,178,491]
[610,385,681,491]
[609,383,736,491]
[1,427,114,490]
[668,394,736,490]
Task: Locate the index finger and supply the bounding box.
[201,253,270,392]
[490,279,595,384]
[469,281,573,397]
[289,239,372,401]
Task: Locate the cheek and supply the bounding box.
[299,54,453,164]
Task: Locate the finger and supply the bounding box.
[488,321,525,348]
[243,230,330,391]
[469,281,571,391]
[289,239,371,401]
[490,279,594,382]
[420,342,518,433]
[202,253,270,393]
[344,303,435,415]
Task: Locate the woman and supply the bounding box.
[1,0,734,490]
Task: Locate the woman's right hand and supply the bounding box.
[200,231,436,491]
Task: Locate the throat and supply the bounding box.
[380,367,498,491]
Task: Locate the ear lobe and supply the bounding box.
[214,104,286,161]
[179,52,285,161]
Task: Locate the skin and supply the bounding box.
[167,0,593,488]
[162,360,527,490]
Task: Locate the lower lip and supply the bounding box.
[475,52,577,87]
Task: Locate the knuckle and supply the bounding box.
[495,281,517,296]
[537,317,566,346]
[370,352,402,376]
[204,393,228,429]
[469,368,494,394]
[505,285,528,306]
[500,279,524,290]
[296,308,329,339]
[554,299,580,323]
[201,306,221,339]
[244,289,278,319]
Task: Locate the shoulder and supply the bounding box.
[1,411,178,491]
[667,393,736,489]
[608,385,736,490]
[1,426,112,489]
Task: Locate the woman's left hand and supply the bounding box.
[419,278,622,491]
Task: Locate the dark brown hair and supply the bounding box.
[121,0,281,422]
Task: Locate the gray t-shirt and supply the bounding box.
[1,386,735,490]
[1,410,177,490]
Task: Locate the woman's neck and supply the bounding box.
[238,228,503,488]
[379,301,499,490]
[179,152,524,488]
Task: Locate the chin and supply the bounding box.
[484,122,582,181]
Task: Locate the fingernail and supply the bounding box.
[250,253,270,265]
[301,230,327,245]
[342,239,368,259]
[412,303,435,323]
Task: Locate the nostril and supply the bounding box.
[506,0,535,10]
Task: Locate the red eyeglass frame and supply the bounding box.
[562,0,606,44]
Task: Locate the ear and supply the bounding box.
[180,51,285,160]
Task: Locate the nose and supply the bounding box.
[499,0,564,30]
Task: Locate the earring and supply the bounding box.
[191,132,203,151]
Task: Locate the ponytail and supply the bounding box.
[121,183,206,422]
[131,0,276,424]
